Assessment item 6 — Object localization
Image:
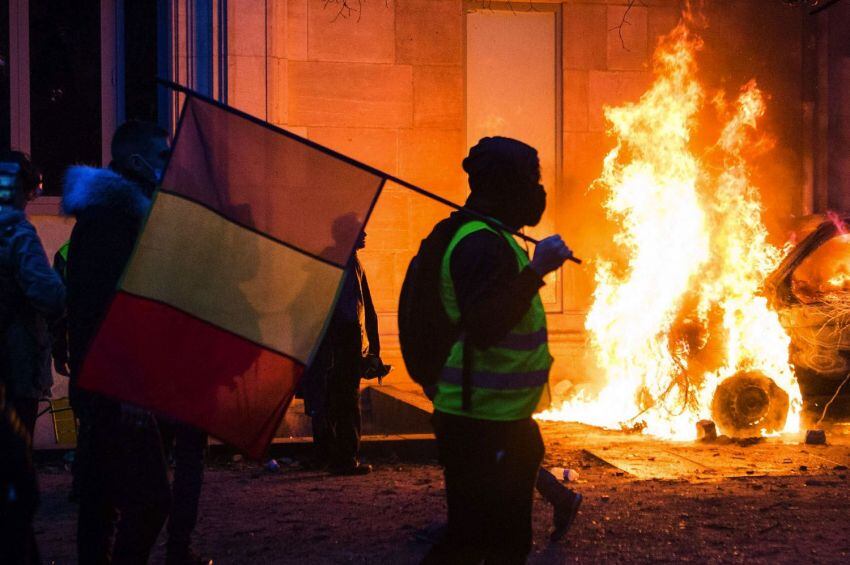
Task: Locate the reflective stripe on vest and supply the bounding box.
[433,220,552,421]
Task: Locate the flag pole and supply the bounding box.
[157,78,581,264]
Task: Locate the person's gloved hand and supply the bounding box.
[529,235,573,277]
[361,354,391,381]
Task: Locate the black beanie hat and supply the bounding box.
[462,136,539,200]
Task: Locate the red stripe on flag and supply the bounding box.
[78,292,302,459]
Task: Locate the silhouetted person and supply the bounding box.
[420,137,580,564]
[0,151,65,441]
[63,121,172,564]
[303,215,385,475]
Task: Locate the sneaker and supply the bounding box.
[550,492,583,542]
[329,462,372,476]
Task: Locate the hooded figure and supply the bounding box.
[62,120,176,565]
[0,151,65,439]
[61,164,153,410]
[461,136,547,230]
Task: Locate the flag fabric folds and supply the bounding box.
[78,96,385,458]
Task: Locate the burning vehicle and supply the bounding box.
[766,214,850,422]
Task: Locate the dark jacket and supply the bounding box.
[62,166,151,409]
[449,228,544,349]
[329,255,380,359]
[0,207,66,399]
[301,254,380,414]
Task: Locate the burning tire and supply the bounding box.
[711,371,789,437]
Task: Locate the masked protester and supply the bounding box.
[420,137,580,564]
[0,151,65,441]
[63,121,175,564]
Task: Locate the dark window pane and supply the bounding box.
[30,0,101,196]
[125,0,158,123]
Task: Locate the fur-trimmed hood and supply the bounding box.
[62,166,151,219]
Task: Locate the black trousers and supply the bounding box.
[318,353,362,469]
[76,405,171,564]
[305,328,363,470]
[159,420,207,556]
[424,411,545,565]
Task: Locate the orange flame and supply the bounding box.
[538,22,801,440]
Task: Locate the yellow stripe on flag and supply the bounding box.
[121,192,343,364]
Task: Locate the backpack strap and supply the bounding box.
[444,216,493,413]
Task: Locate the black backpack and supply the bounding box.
[398,213,471,402]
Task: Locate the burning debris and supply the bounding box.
[539,18,802,440]
[767,214,850,422]
[695,419,717,442]
[805,429,827,445]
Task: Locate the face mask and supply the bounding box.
[518,183,546,227]
[134,155,164,185]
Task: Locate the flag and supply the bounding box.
[78,96,385,458]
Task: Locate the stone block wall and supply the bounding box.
[828,2,850,212]
[224,0,467,349]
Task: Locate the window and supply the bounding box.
[29,0,101,195]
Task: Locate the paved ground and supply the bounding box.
[33,422,850,564]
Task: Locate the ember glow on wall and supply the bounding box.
[466,7,561,308]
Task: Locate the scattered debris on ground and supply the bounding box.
[33,423,850,564]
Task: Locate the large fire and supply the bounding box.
[539,21,802,440]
